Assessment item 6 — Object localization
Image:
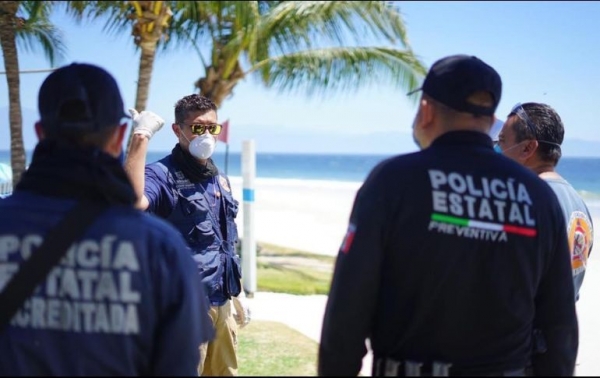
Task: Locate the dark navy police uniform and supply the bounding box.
[0,141,214,376]
[319,131,578,376]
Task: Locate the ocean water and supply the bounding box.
[1,149,600,205]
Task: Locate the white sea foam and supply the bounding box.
[228,175,363,191]
[229,176,360,256]
[579,190,600,206]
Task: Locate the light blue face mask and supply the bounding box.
[494,140,528,155]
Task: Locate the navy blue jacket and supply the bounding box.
[145,154,242,305]
[0,140,213,375]
[319,131,578,376]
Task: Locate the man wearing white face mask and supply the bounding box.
[124,94,248,376]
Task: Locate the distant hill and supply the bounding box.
[225,124,600,158]
[2,107,600,157]
[560,139,600,158]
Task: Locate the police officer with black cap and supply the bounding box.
[318,54,578,376]
[0,63,214,375]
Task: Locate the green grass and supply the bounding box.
[252,241,336,295]
[236,243,340,376]
[256,241,337,264]
[238,320,319,376]
[256,261,332,295]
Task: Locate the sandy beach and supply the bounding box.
[231,176,600,376]
[229,176,359,256]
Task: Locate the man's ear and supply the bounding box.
[116,123,127,145]
[107,123,128,157]
[419,98,435,128]
[34,122,45,140]
[172,123,180,138]
[520,139,539,160]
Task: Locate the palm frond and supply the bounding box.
[154,1,426,105]
[63,1,132,38]
[63,1,126,23]
[16,21,67,66]
[97,3,133,36]
[169,1,260,76]
[15,1,67,66]
[256,1,411,57]
[248,46,426,100]
[19,1,52,21]
[218,0,414,76]
[220,1,261,78]
[162,1,211,55]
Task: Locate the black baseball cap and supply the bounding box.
[408,54,502,116]
[38,63,129,134]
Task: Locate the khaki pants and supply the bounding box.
[198,300,238,376]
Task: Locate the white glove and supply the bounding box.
[128,108,165,140]
[232,295,251,328]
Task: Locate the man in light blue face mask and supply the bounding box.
[496,102,593,303]
[493,103,552,158]
[493,138,527,154]
[124,94,249,376]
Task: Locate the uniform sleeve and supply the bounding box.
[586,206,594,259]
[150,231,215,376]
[318,165,390,376]
[225,175,240,211]
[144,164,176,218]
[532,199,578,376]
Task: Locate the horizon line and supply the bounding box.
[1,149,600,159]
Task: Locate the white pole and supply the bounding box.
[241,140,257,297]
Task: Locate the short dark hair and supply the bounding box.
[509,102,564,165]
[174,94,217,125]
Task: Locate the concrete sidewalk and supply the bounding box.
[246,292,373,376]
[572,250,600,377]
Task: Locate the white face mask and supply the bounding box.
[182,133,216,160]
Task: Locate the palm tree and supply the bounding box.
[0,1,66,188]
[167,1,427,108]
[67,1,425,152]
[66,1,174,153]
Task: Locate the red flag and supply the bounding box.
[218,119,229,144]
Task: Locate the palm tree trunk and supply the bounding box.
[125,43,157,155]
[194,63,245,108]
[0,1,26,189]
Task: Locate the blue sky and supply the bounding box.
[1,1,600,156]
